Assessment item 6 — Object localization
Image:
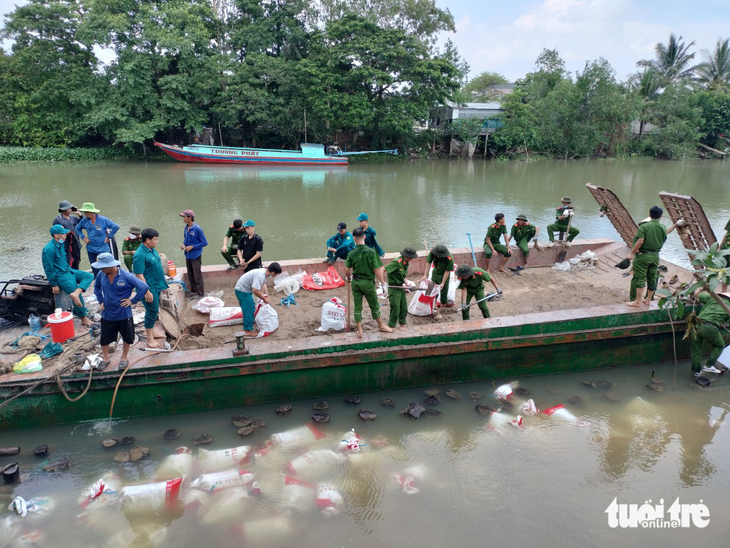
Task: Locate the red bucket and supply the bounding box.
[47,309,75,343]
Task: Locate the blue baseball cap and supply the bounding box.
[91,252,120,269]
[50,224,70,235]
[243,220,255,227]
[357,213,368,221]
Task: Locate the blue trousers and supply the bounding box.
[326,237,351,261]
[56,270,93,318]
[235,289,256,330]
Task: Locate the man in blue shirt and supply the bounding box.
[179,209,208,298]
[357,213,385,258]
[75,202,119,276]
[42,225,95,326]
[324,222,355,264]
[93,253,149,370]
[133,228,169,349]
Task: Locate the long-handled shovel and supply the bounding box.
[456,292,499,312]
[557,214,573,263]
[346,279,352,332]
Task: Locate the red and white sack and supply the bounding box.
[120,477,184,513]
[317,297,347,332]
[393,465,426,495]
[155,447,194,480]
[489,411,523,428]
[542,404,589,427]
[197,446,251,473]
[315,484,344,518]
[193,296,225,314]
[302,266,345,291]
[208,307,242,328]
[520,399,538,416]
[286,450,346,478]
[198,486,257,525]
[408,280,440,316]
[179,489,210,511]
[254,302,278,337]
[494,383,513,401]
[271,424,326,447]
[339,429,361,452]
[281,476,317,513]
[190,469,255,494]
[79,475,120,510]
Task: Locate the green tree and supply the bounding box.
[696,91,730,148]
[638,84,702,159]
[695,38,730,93]
[461,71,509,102]
[637,33,696,86]
[228,0,309,60]
[490,89,539,155]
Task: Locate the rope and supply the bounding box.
[56,365,94,402]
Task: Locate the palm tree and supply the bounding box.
[626,69,660,137]
[637,33,697,85]
[695,38,730,93]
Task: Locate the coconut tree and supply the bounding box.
[637,33,697,86]
[695,38,730,93]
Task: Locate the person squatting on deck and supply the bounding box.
[345,227,393,338]
[357,213,385,258]
[42,225,94,327]
[324,222,355,264]
[237,220,264,273]
[75,202,119,276]
[424,244,455,308]
[133,228,169,349]
[690,291,730,378]
[511,215,540,266]
[456,264,500,321]
[51,200,82,270]
[547,196,579,247]
[626,206,678,307]
[93,253,148,371]
[180,209,208,298]
[221,219,245,270]
[385,247,418,329]
[484,213,511,273]
[235,263,282,336]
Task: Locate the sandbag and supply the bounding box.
[281,476,316,513]
[285,450,346,478]
[208,307,242,328]
[79,475,120,510]
[407,280,440,316]
[521,399,538,416]
[316,297,347,332]
[302,266,345,291]
[155,447,194,480]
[193,296,225,314]
[254,302,278,337]
[542,404,589,427]
[270,424,326,447]
[191,469,255,494]
[315,484,344,518]
[238,517,292,547]
[489,411,523,428]
[120,477,184,513]
[197,446,251,473]
[199,486,257,525]
[494,383,513,401]
[339,429,361,453]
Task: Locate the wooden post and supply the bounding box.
[218,122,224,146]
[483,131,489,156]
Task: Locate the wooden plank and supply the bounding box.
[585,183,638,247]
[658,191,717,266]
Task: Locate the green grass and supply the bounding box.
[0,146,166,163]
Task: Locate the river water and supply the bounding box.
[0,363,728,547]
[0,158,729,281]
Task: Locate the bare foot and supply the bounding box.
[379,325,393,333]
[70,290,83,307]
[243,330,257,337]
[498,268,507,273]
[81,317,93,326]
[356,325,363,338]
[146,340,160,349]
[643,299,652,306]
[625,301,643,307]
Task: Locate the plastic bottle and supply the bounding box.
[28,314,41,334]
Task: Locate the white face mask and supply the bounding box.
[128,234,137,239]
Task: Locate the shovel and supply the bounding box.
[557,214,573,263]
[456,292,499,312]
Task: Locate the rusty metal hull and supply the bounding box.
[0,305,688,429]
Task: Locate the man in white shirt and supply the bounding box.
[234,262,282,336]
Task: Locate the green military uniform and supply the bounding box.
[630,219,667,295]
[222,225,245,267]
[483,223,511,259]
[690,292,730,374]
[385,256,409,327]
[458,267,492,320]
[121,237,141,271]
[345,244,382,323]
[547,207,580,242]
[426,249,454,306]
[510,222,536,257]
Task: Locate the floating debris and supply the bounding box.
[237,426,255,436]
[358,409,377,420]
[500,401,514,411]
[380,397,395,407]
[231,415,255,428]
[469,391,482,400]
[424,409,442,416]
[596,381,613,389]
[43,457,69,472]
[423,394,440,405]
[345,396,361,405]
[547,386,562,394]
[102,438,118,448]
[445,389,461,399]
[646,382,664,393]
[604,391,621,402]
[514,387,530,396]
[476,404,494,416]
[568,396,583,405]
[312,413,330,423]
[581,381,597,388]
[313,401,329,410]
[120,436,135,445]
[193,434,213,445]
[424,389,441,396]
[2,463,20,483]
[276,404,293,415]
[251,419,266,429]
[400,402,426,418]
[33,445,49,457]
[114,451,130,463]
[163,429,181,440]
[128,446,150,462]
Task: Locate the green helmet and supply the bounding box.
[401,247,418,259]
[455,264,474,278]
[432,244,449,258]
[516,214,528,221]
[561,196,572,203]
